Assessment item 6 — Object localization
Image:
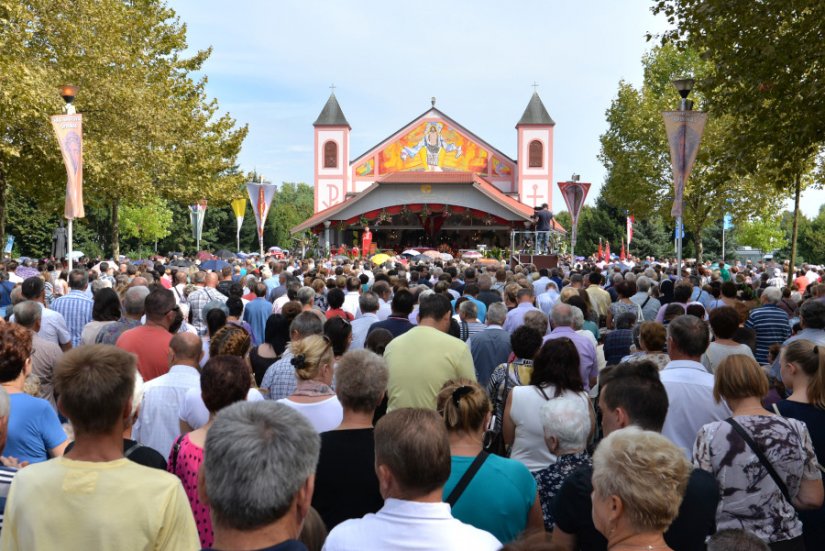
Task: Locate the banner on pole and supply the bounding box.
[558,181,591,224]
[231,197,246,233]
[662,111,707,219]
[626,215,634,245]
[189,200,207,241]
[246,182,277,239]
[723,213,733,230]
[51,114,85,220]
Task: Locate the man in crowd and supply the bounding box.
[132,333,203,456]
[551,361,719,551]
[368,288,415,338]
[503,287,541,333]
[476,274,502,307]
[0,345,199,550]
[188,271,227,336]
[467,302,511,385]
[384,294,475,411]
[545,303,598,390]
[117,288,179,381]
[243,281,271,345]
[49,269,93,347]
[350,291,380,350]
[12,301,63,410]
[660,315,731,456]
[216,265,234,297]
[96,285,150,345]
[745,286,791,365]
[372,280,393,320]
[585,272,611,324]
[200,401,320,551]
[536,280,560,316]
[261,312,323,400]
[342,277,361,318]
[630,276,661,321]
[323,409,501,550]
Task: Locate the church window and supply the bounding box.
[528,140,543,168]
[324,141,338,168]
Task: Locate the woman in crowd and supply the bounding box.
[249,314,289,386]
[80,287,121,345]
[201,308,228,367]
[324,316,352,363]
[312,349,387,530]
[627,321,670,370]
[279,334,343,432]
[486,326,544,438]
[504,337,588,472]
[364,328,393,356]
[0,323,67,464]
[566,295,599,341]
[606,280,640,329]
[437,379,543,542]
[693,355,823,550]
[592,428,691,551]
[659,279,675,306]
[533,395,592,532]
[168,355,252,548]
[777,340,825,549]
[702,306,754,373]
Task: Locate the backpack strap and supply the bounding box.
[446,451,490,507]
[124,441,144,459]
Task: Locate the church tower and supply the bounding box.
[516,92,555,210]
[313,92,351,213]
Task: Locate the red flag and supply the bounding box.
[598,239,603,260]
[627,215,634,245]
[605,241,611,262]
[620,239,626,261]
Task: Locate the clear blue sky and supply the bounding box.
[170,0,823,217]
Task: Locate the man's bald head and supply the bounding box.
[169,333,203,365]
[205,273,219,288]
[130,276,148,288]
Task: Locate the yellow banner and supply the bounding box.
[231,198,246,218]
[51,114,85,219]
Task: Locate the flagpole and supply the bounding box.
[67,219,73,272]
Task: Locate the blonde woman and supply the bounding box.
[279,334,343,432]
[592,428,691,551]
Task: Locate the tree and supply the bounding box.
[599,44,784,261]
[651,0,825,280]
[119,197,173,255]
[734,219,785,255]
[268,183,315,249]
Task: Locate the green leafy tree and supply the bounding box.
[269,183,315,249]
[734,219,785,255]
[599,44,783,261]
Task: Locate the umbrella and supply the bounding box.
[170,259,192,267]
[371,253,391,265]
[15,266,40,280]
[268,246,283,253]
[439,253,453,261]
[68,251,84,260]
[200,259,229,271]
[423,250,441,259]
[332,255,349,262]
[476,258,500,267]
[412,254,430,263]
[214,249,235,260]
[196,250,213,261]
[401,249,420,257]
[131,259,154,267]
[461,250,482,259]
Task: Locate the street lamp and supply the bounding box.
[671,78,695,111]
[59,84,79,115]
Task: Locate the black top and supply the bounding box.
[65,438,167,471]
[552,465,718,551]
[203,540,307,551]
[312,428,383,530]
[367,317,414,338]
[534,209,554,231]
[250,346,278,387]
[477,290,503,308]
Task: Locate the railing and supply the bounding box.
[510,229,565,260]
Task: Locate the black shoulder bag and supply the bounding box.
[169,434,186,474]
[446,451,490,507]
[726,418,792,503]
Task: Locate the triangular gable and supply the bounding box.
[351,108,516,179]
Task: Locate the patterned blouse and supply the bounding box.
[168,434,212,548]
[533,451,591,531]
[693,415,822,544]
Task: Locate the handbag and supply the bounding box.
[483,365,515,456]
[445,451,490,507]
[725,418,792,503]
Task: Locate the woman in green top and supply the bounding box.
[437,379,544,543]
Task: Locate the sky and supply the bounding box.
[170,0,824,218]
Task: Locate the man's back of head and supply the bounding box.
[67,269,88,292]
[418,293,451,323]
[144,288,175,323]
[359,291,380,315]
[290,311,324,340]
[600,361,669,433]
[374,408,451,500]
[12,301,41,330]
[21,277,44,301]
[667,315,710,360]
[203,401,320,543]
[169,333,202,367]
[551,302,574,328]
[391,289,415,316]
[800,300,825,330]
[123,286,150,318]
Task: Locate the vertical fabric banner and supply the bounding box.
[189,200,207,242]
[626,215,634,245]
[558,180,591,256]
[662,111,707,218]
[604,241,611,262]
[51,114,85,219]
[231,198,246,251]
[246,182,277,254]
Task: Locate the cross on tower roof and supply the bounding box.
[329,83,336,93]
[532,82,539,92]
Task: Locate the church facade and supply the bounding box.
[292,92,563,252]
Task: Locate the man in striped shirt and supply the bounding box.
[50,269,93,348]
[745,286,791,364]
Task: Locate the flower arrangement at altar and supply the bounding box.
[400,205,412,219]
[441,205,452,218]
[335,221,347,232]
[359,215,369,227]
[483,214,494,226]
[377,208,391,224]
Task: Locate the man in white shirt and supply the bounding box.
[372,281,393,321]
[660,315,731,457]
[323,409,501,551]
[350,292,380,350]
[19,277,71,351]
[132,333,203,456]
[342,277,361,318]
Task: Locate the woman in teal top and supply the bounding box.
[437,379,544,543]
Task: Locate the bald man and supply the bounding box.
[131,332,203,456]
[187,272,227,336]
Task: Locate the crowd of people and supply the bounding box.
[0,251,822,550]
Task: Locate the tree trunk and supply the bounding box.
[0,167,6,254]
[693,232,704,264]
[788,173,801,287]
[111,198,120,259]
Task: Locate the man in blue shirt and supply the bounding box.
[244,282,272,346]
[50,269,93,347]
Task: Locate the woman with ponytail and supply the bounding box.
[436,379,544,543]
[778,339,825,549]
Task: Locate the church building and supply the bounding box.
[292,91,564,252]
